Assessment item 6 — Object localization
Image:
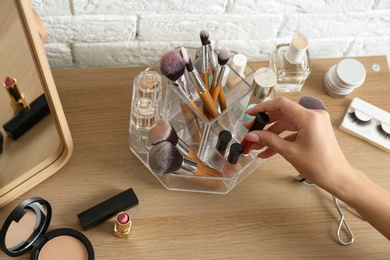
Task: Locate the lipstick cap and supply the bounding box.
[215,130,232,155]
[77,188,139,230]
[248,112,269,132]
[228,143,244,164]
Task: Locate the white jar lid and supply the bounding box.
[335,58,366,87]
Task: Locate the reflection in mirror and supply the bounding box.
[5,202,48,253]
[0,0,72,207]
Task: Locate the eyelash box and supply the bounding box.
[340,97,390,152]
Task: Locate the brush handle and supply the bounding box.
[196,162,223,177]
[198,90,219,118]
[189,100,209,121]
[179,103,202,143]
[218,86,227,111]
[201,72,210,118]
[209,81,220,102]
[201,72,209,90]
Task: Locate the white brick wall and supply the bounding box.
[31,0,390,69]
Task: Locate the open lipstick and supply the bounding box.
[3,76,29,114]
[241,112,269,156]
[2,76,50,140]
[114,212,132,239]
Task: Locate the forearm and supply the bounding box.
[331,168,390,240]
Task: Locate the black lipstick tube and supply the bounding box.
[77,188,139,230]
[3,93,50,140]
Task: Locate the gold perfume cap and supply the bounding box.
[286,34,309,63]
[252,68,276,99]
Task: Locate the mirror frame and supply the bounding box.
[0,0,73,207]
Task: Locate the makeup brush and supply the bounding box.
[207,40,218,74]
[200,30,210,89]
[160,50,208,121]
[148,119,197,160]
[299,95,327,111]
[148,141,222,177]
[181,47,219,118]
[210,48,230,111]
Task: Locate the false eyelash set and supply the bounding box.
[340,97,390,152]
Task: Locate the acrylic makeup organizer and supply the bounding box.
[129,47,265,194]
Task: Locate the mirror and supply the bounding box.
[4,201,49,254]
[0,0,73,207]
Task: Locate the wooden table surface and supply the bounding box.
[1,56,389,259]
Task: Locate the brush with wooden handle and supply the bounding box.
[181,47,219,119]
[210,47,230,111]
[160,49,209,121]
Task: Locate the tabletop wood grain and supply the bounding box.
[1,56,389,259]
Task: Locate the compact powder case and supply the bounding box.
[0,197,94,259]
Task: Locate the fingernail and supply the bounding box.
[245,132,259,143]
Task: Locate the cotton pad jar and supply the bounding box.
[324,58,366,98]
[0,197,94,260]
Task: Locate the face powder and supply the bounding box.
[5,209,36,249]
[38,235,88,260]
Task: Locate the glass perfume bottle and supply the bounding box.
[269,34,311,92]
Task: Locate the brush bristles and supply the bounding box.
[298,95,327,111]
[148,119,178,145]
[160,50,186,81]
[200,30,209,45]
[180,47,194,72]
[148,142,183,175]
[217,47,230,66]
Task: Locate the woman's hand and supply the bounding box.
[243,96,353,191]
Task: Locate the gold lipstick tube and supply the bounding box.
[114,212,132,239]
[3,77,29,114]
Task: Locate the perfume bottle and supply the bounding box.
[269,34,311,92]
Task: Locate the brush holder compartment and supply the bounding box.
[129,47,265,194]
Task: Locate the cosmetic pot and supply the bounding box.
[0,197,94,259]
[324,58,366,98]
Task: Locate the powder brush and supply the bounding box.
[160,49,208,121]
[148,119,198,160]
[148,141,222,178]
